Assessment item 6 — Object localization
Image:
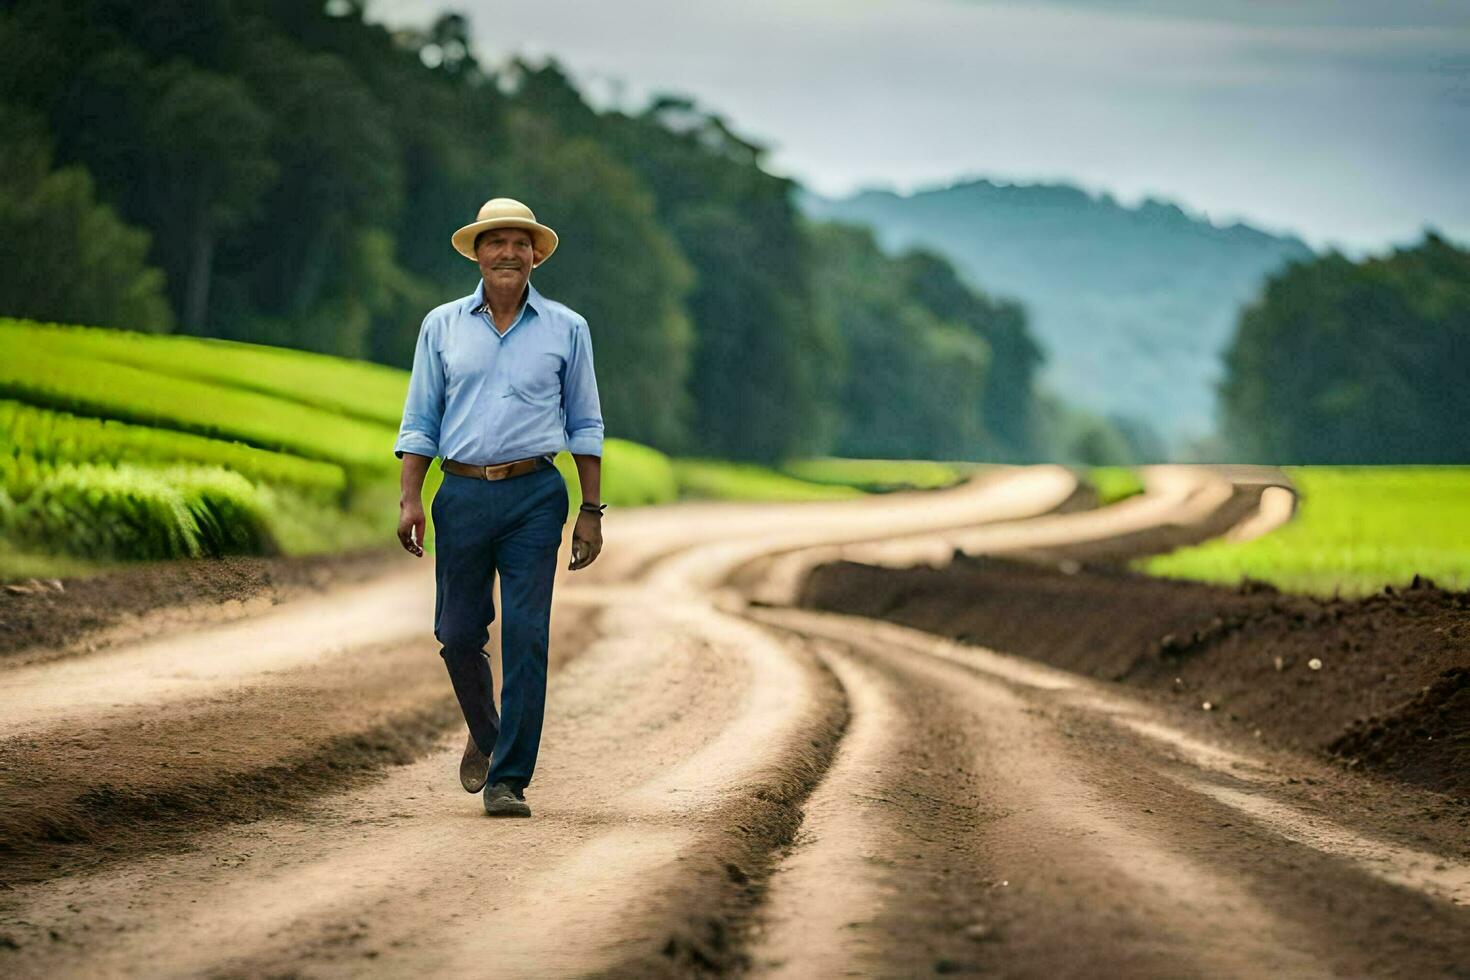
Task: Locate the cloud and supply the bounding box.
[991,0,1470,30]
[369,0,1470,252]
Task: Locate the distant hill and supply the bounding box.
[802,180,1315,448]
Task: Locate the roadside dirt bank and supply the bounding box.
[987,464,1291,568]
[0,546,404,663]
[799,556,1470,803]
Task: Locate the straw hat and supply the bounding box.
[451,198,559,266]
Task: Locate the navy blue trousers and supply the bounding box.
[431,464,568,791]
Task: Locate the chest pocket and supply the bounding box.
[507,350,563,404]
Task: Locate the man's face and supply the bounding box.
[475,228,535,293]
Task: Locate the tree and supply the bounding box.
[898,249,1043,460]
[1031,394,1135,466]
[139,61,275,331]
[498,113,697,451]
[1221,231,1470,463]
[0,0,1051,468]
[0,106,173,331]
[242,37,400,314]
[807,222,992,460]
[538,76,841,460]
[0,2,274,332]
[670,205,840,460]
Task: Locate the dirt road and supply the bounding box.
[1,466,1466,977]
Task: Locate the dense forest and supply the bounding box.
[0,0,1052,463]
[1221,231,1470,463]
[7,1,1459,466]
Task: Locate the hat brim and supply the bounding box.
[451,217,558,267]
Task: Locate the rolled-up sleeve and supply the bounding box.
[562,317,604,456]
[393,317,445,459]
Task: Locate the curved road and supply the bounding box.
[0,465,1466,977]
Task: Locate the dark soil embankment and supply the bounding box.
[0,546,403,661]
[0,696,461,890]
[799,556,1470,801]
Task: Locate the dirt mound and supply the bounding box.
[1328,666,1469,793]
[0,546,402,661]
[0,699,459,889]
[799,557,1470,800]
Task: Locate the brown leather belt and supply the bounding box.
[441,456,551,481]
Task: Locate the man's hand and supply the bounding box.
[396,454,431,557]
[398,499,426,557]
[569,511,602,570]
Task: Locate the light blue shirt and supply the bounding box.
[393,280,604,465]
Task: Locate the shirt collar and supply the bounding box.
[467,279,545,319]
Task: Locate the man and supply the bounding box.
[394,197,606,818]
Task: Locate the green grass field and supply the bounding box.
[1,332,397,473]
[1,319,687,576]
[1141,466,1470,596]
[3,319,974,582]
[2,319,409,427]
[1086,466,1145,505]
[2,400,348,500]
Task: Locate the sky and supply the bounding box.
[371,0,1470,256]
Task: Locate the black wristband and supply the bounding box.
[579,502,607,515]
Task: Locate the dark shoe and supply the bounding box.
[460,733,489,794]
[483,781,531,818]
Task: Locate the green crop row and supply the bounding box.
[0,454,400,562]
[2,338,398,472]
[1,457,273,560]
[3,319,409,428]
[1,400,347,501]
[1140,466,1470,596]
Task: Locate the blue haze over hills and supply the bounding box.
[803,180,1316,449]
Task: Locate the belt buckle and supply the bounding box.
[482,460,521,480]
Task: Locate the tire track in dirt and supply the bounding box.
[746,605,1470,977]
[0,567,433,737]
[0,604,843,977]
[0,607,600,889]
[3,464,1367,977]
[747,610,1331,977]
[0,466,1082,975]
[749,637,989,977]
[741,464,1266,607]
